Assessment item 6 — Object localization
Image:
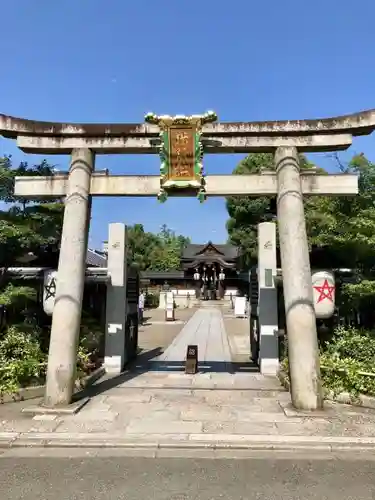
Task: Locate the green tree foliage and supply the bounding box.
[226,151,375,326]
[309,154,375,270]
[127,223,190,271]
[0,156,64,270]
[226,152,375,269]
[226,153,313,267]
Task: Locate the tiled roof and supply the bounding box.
[86,249,107,268]
[182,242,238,260]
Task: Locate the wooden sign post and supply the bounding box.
[185,344,198,374]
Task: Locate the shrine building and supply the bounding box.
[139,241,246,303]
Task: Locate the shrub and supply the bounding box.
[323,325,375,364]
[0,324,44,362]
[0,325,46,395]
[320,353,375,396]
[321,325,375,396]
[77,314,103,376]
[280,325,375,397]
[0,284,37,308]
[0,315,103,395]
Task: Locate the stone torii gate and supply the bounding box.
[3,108,367,411]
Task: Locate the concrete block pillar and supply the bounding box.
[275,146,323,410]
[104,223,128,374]
[258,222,279,375]
[44,148,95,407]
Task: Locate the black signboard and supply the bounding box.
[185,344,198,374]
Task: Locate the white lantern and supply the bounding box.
[43,270,57,316]
[312,270,335,319]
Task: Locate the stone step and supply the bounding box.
[109,372,284,392]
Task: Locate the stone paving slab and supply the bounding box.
[155,308,232,367]
[112,371,284,390]
[3,386,375,448]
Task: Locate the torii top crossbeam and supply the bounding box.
[1,108,375,153]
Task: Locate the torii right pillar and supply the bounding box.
[275,146,323,411]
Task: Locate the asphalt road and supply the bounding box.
[1,449,374,500]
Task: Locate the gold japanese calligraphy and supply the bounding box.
[168,127,195,179]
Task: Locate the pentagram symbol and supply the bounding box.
[314,279,334,303]
[44,277,56,300]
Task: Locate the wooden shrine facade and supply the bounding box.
[140,242,242,299]
[182,242,240,299]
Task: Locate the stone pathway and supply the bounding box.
[154,308,232,372]
[114,306,263,388]
[2,387,375,452]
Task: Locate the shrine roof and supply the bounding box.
[182,242,239,261]
[86,249,107,268]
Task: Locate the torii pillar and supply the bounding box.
[275,147,323,411]
[44,149,95,408]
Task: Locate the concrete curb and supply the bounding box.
[278,369,375,411]
[0,366,105,405]
[1,433,375,452]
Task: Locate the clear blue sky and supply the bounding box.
[1,0,375,249]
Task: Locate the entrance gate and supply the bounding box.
[5,108,366,410]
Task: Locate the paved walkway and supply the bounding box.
[125,306,260,387]
[154,308,232,371]
[3,388,375,453]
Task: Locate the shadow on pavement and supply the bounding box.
[82,346,259,399]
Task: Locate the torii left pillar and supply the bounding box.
[44,148,95,407]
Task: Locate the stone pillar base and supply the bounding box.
[260,358,279,376]
[103,356,123,375]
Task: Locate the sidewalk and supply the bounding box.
[2,387,375,453]
[1,307,375,454]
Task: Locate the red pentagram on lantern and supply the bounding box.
[313,279,335,303]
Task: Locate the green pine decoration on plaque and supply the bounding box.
[144,111,218,202]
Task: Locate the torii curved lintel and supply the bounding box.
[1,108,375,139]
